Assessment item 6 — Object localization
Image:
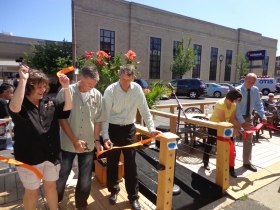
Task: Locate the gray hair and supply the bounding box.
[81,66,99,81]
[119,64,135,77]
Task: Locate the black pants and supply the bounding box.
[203,128,234,166]
[106,123,139,201]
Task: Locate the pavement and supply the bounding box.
[200,177,280,210]
[156,97,280,210]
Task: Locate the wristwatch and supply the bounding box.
[94,139,100,143]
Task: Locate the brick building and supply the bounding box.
[74,0,277,83]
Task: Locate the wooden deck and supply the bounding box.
[0,167,156,210]
[1,127,280,209]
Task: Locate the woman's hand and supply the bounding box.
[18,64,29,80]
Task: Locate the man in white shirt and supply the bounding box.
[101,64,161,210]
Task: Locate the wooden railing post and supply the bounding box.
[215,122,233,193]
[156,132,178,210]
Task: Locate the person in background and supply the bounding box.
[9,65,72,210]
[236,73,267,172]
[203,89,243,178]
[0,83,14,118]
[56,66,106,210]
[101,64,161,210]
[264,93,277,113]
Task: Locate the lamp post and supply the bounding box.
[218,54,224,83]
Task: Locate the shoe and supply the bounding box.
[109,192,119,205]
[204,163,210,171]
[230,166,237,178]
[243,164,257,172]
[129,199,141,210]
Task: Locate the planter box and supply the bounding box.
[94,158,124,187]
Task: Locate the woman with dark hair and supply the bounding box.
[9,65,72,210]
[203,89,242,178]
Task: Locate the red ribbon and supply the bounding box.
[243,123,263,140]
[216,136,234,167]
[263,123,280,131]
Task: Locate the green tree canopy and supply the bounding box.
[24,39,73,75]
[230,54,250,79]
[170,37,196,79]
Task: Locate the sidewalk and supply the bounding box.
[200,177,280,210]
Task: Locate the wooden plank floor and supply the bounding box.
[1,128,280,208]
[0,167,156,210]
[176,127,280,198]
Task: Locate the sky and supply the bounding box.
[1,0,279,55]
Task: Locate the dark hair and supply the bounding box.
[81,66,99,81]
[25,69,49,96]
[119,64,135,76]
[226,89,242,102]
[0,83,14,94]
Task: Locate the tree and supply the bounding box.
[231,54,250,79]
[170,37,196,79]
[23,39,72,75]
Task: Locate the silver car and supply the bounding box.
[205,83,229,98]
[217,83,235,90]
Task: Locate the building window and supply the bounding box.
[224,50,232,81]
[100,29,115,56]
[193,44,202,78]
[262,56,269,76]
[149,37,161,79]
[172,41,181,79]
[209,47,218,81]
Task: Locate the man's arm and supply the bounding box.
[254,90,266,119]
[235,102,245,124]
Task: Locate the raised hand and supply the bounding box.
[18,64,29,80]
[58,74,70,88]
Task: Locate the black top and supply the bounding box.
[9,96,70,165]
[0,98,9,118]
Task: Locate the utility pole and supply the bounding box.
[72,0,77,81]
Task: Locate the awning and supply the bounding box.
[0,58,20,67]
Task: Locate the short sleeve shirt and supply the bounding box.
[56,83,106,153]
[0,98,9,118]
[210,98,236,123]
[9,96,70,165]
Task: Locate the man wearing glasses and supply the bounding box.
[56,66,106,210]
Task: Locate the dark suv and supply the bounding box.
[170,78,207,99]
[134,78,149,88]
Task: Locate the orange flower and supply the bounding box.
[96,50,111,59]
[85,51,94,60]
[125,50,136,61]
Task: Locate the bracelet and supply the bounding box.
[64,87,70,90]
[94,139,100,143]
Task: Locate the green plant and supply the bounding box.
[144,81,168,109]
[239,194,249,201]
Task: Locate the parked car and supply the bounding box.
[217,83,235,90]
[170,78,207,99]
[276,83,280,94]
[134,78,149,89]
[239,76,276,95]
[205,83,229,98]
[229,83,241,87]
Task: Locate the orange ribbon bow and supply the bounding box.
[56,66,75,77]
[95,137,154,158]
[0,155,43,179]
